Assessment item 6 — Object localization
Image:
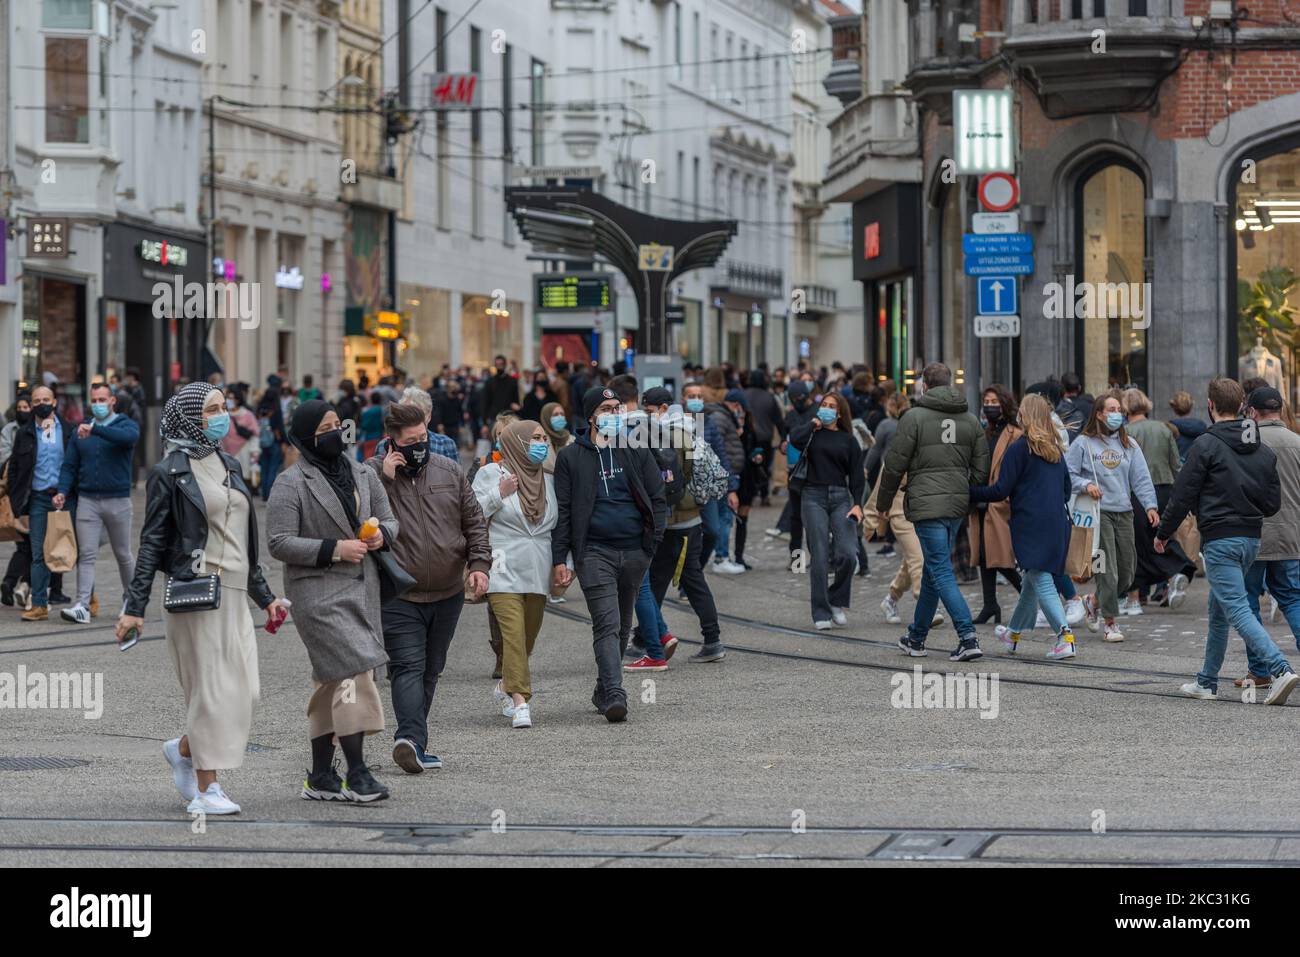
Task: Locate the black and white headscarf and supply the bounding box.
[161,382,223,459]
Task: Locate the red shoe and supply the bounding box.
[624,655,668,672]
[660,634,679,660]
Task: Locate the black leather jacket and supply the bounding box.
[125,450,276,616]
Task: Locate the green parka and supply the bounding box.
[876,386,991,522]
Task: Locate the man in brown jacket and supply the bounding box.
[366,401,491,774]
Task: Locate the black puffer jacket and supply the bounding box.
[124,450,276,616]
[1156,418,1280,545]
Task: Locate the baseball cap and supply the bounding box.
[1248,386,1284,412]
[641,386,673,408]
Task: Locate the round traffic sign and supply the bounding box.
[978,173,1019,213]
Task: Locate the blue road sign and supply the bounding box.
[977,276,1018,315]
[964,253,1034,276]
[963,233,1033,255]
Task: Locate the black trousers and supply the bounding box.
[1128,486,1195,593]
[381,592,466,751]
[649,525,721,645]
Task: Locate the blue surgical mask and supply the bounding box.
[817,407,837,425]
[204,412,231,442]
[596,413,622,436]
[550,415,567,432]
[686,398,704,413]
[528,441,549,463]
[90,402,111,420]
[1105,412,1125,431]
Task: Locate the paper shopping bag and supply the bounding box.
[44,509,78,573]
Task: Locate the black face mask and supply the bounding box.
[33,404,54,420]
[397,439,430,474]
[15,410,32,425]
[314,429,345,460]
[983,406,1002,423]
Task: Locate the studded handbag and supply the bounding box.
[163,574,222,613]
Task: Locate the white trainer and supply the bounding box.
[712,558,745,575]
[1118,597,1143,617]
[1064,598,1085,625]
[60,603,91,624]
[831,607,848,627]
[931,611,946,628]
[881,595,901,624]
[814,620,833,631]
[511,702,533,728]
[1180,681,1216,700]
[1265,671,1300,706]
[163,737,198,801]
[1167,573,1189,609]
[1035,610,1048,629]
[186,782,240,815]
[1102,622,1125,642]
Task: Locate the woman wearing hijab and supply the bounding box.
[116,383,286,816]
[266,400,399,803]
[539,400,572,473]
[472,419,560,728]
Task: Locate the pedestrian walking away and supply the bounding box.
[876,363,990,661]
[370,400,491,767]
[267,400,399,804]
[117,382,287,816]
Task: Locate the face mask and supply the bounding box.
[982,405,1001,422]
[91,402,111,420]
[535,380,548,391]
[203,412,231,442]
[397,439,429,472]
[1105,412,1125,431]
[528,441,549,463]
[550,415,567,432]
[34,403,54,420]
[15,410,32,425]
[226,398,237,410]
[817,407,837,425]
[315,428,345,459]
[596,413,622,436]
[686,398,704,414]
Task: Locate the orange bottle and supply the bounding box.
[360,517,379,539]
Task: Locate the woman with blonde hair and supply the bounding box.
[969,394,1077,660]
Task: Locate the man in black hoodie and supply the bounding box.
[552,386,668,721]
[768,380,817,563]
[1155,376,1299,704]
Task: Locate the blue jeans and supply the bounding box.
[1008,569,1069,636]
[259,443,283,501]
[712,498,734,560]
[1243,558,1300,675]
[801,484,856,622]
[633,572,666,658]
[908,517,975,643]
[699,498,720,567]
[29,490,74,608]
[1197,537,1292,693]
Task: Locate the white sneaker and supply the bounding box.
[994,624,1018,652]
[713,559,746,575]
[881,595,901,625]
[764,527,783,538]
[1265,670,1300,706]
[1082,594,1101,632]
[547,594,567,604]
[511,702,532,728]
[814,620,833,631]
[931,611,945,628]
[1180,680,1216,700]
[494,682,515,718]
[60,603,91,624]
[831,607,848,626]
[1118,597,1143,617]
[1167,573,1189,610]
[13,582,29,607]
[1035,610,1048,629]
[1064,598,1085,625]
[186,782,240,815]
[163,737,198,802]
[1102,622,1125,642]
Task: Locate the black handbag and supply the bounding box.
[374,549,416,602]
[786,430,815,493]
[163,574,222,613]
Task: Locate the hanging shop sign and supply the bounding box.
[953,89,1015,175]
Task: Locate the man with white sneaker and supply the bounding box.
[54,381,140,624]
[1154,377,1299,705]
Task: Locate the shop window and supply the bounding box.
[1076,161,1147,394]
[45,37,89,143]
[1235,144,1300,406]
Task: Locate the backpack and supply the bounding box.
[654,446,686,510]
[686,434,728,504]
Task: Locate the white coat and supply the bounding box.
[472,461,558,595]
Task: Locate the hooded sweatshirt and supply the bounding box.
[1156,418,1281,545]
[1065,431,1157,513]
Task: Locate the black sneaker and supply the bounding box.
[898,636,928,657]
[688,643,726,663]
[343,764,390,803]
[623,638,647,662]
[302,765,347,802]
[48,592,72,605]
[949,638,983,662]
[392,737,423,775]
[0,582,12,607]
[592,689,607,714]
[604,697,628,723]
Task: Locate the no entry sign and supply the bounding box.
[978,173,1019,213]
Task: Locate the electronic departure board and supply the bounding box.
[535,273,614,311]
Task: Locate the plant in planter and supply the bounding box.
[1239,266,1300,358]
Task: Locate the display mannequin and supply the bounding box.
[1240,337,1287,396]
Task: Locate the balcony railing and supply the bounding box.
[794,282,837,314]
[716,260,784,301]
[1009,0,1174,23]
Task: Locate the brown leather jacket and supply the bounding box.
[365,451,492,601]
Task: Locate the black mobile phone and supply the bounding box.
[119,627,140,652]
